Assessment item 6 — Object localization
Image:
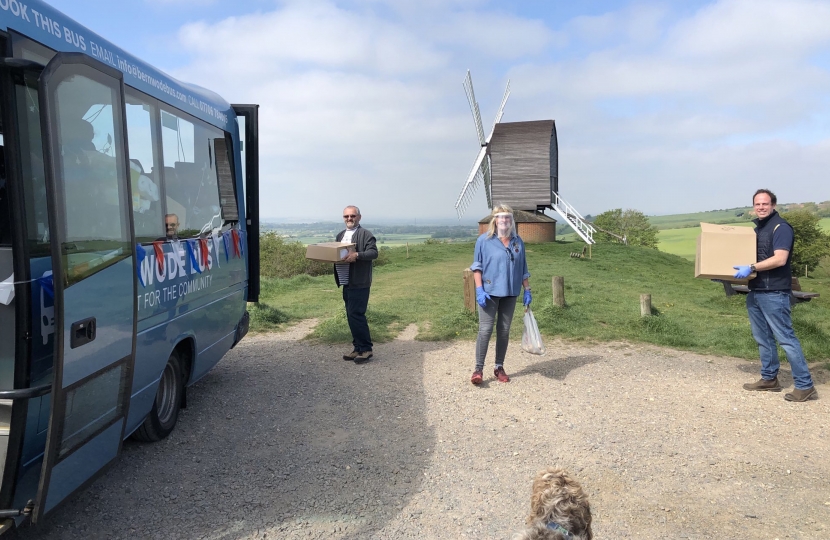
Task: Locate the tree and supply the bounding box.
[593,209,659,248]
[781,209,830,271]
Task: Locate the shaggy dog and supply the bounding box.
[512,467,593,540]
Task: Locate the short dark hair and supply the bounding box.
[753,189,776,206]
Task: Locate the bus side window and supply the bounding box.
[160,110,221,237]
[125,94,163,242]
[213,136,239,224]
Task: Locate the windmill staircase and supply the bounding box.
[550,192,596,244]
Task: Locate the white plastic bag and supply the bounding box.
[521,308,545,355]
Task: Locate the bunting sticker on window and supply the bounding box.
[186,239,202,274]
[153,241,165,274]
[136,244,147,287]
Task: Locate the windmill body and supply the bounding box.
[455,71,595,244]
[489,120,557,211]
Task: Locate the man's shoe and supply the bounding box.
[353,351,373,364]
[471,370,483,385]
[784,387,818,402]
[494,366,510,383]
[742,377,782,392]
[343,350,359,361]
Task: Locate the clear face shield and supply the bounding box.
[493,212,514,238]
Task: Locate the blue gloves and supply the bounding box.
[733,265,752,279]
[475,286,490,307]
[523,289,532,306]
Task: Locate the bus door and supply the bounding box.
[231,104,259,302]
[31,53,136,522]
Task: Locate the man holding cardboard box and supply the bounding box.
[733,189,817,402]
[335,206,378,364]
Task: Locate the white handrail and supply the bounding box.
[551,192,595,244]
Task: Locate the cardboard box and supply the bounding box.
[305,242,355,263]
[695,222,756,282]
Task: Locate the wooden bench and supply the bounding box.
[712,277,820,304]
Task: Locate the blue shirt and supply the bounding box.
[470,233,530,297]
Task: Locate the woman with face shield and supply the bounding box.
[469,204,532,384]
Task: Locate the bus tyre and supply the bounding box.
[133,351,183,442]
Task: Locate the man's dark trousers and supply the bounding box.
[343,285,372,352]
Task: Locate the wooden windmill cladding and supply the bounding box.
[489,120,557,211]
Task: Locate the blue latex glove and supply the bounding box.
[733,265,752,279]
[475,286,490,307]
[523,289,532,306]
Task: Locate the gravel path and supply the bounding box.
[13,321,830,539]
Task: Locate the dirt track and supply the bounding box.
[13,320,830,539]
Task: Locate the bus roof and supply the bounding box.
[0,0,234,132]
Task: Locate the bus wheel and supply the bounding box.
[132,351,183,442]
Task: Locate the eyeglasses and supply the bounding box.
[343,214,357,219]
[166,223,178,228]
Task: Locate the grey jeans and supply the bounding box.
[475,295,518,371]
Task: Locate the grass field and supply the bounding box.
[292,233,440,246]
[657,218,830,261]
[649,208,751,230]
[251,240,830,365]
[657,222,754,260]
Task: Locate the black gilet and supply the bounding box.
[748,210,792,291]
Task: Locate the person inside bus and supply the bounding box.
[62,118,96,169]
[165,213,179,239]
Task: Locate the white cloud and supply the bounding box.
[177,2,447,77]
[164,0,830,221]
[428,10,553,59]
[670,0,830,59]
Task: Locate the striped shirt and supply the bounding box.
[335,227,358,285]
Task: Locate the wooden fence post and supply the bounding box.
[463,268,477,313]
[640,294,652,317]
[552,276,565,307]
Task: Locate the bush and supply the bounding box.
[593,208,659,248]
[781,209,830,272]
[260,232,389,279]
[260,232,332,279]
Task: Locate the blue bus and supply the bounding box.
[0,0,260,531]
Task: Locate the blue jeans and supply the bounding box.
[475,296,517,371]
[746,290,813,390]
[343,286,372,352]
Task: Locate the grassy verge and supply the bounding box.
[251,241,830,364]
[657,222,754,261]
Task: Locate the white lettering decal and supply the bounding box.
[140,257,155,287]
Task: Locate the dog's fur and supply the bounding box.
[512,467,593,540]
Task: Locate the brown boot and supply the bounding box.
[784,387,818,402]
[742,377,782,392]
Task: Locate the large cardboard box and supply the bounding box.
[695,223,756,282]
[305,242,355,263]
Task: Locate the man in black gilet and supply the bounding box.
[733,189,817,402]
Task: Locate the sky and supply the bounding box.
[45,0,830,223]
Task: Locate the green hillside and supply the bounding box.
[555,210,830,260]
[648,207,751,230]
[657,217,830,261]
[252,241,830,363]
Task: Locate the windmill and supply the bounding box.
[454,71,596,244]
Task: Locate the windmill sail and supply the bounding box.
[490,80,510,136]
[463,70,486,146]
[455,146,488,218]
[456,71,510,218]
